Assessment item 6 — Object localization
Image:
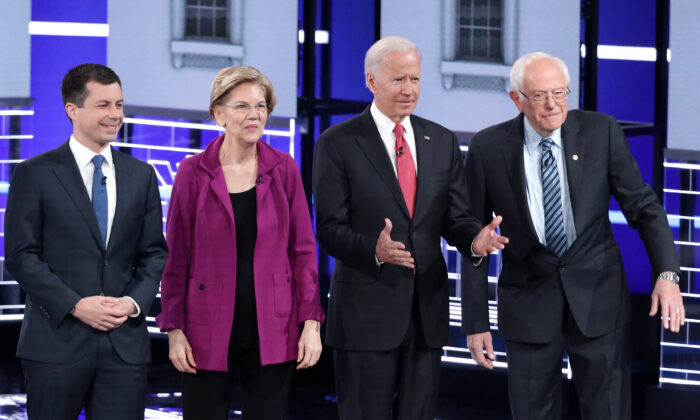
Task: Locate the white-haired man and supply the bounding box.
[313,36,508,419]
[461,52,685,419]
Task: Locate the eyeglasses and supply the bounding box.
[519,89,570,104]
[221,102,269,114]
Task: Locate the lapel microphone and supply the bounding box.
[101,176,107,186]
[256,174,263,185]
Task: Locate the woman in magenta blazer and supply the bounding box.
[156,66,324,419]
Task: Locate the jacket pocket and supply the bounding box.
[273,273,292,317]
[185,279,222,325]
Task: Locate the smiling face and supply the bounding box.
[214,82,268,147]
[366,50,421,123]
[510,58,569,138]
[65,81,123,153]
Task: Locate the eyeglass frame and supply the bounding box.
[518,88,570,104]
[220,101,269,115]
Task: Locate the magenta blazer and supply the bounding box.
[156,135,324,370]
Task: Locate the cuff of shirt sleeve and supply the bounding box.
[124,296,141,317]
[470,238,484,267]
[470,237,481,258]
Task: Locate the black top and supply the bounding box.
[228,186,259,348]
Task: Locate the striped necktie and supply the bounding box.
[92,154,108,247]
[540,138,567,257]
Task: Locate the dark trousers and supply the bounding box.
[333,302,442,420]
[181,347,295,420]
[22,333,147,420]
[505,302,631,420]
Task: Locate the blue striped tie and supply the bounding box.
[92,155,108,247]
[540,138,567,257]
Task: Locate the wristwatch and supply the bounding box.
[658,271,680,285]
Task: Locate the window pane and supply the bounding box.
[200,9,213,37]
[201,0,213,7]
[473,28,488,57]
[489,1,502,27]
[186,0,198,6]
[458,27,473,59]
[215,0,227,8]
[185,6,198,36]
[474,0,488,27]
[489,29,502,58]
[215,9,227,38]
[459,0,472,26]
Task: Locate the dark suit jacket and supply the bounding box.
[313,108,482,351]
[461,110,680,343]
[4,141,168,364]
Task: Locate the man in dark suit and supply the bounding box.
[4,63,167,419]
[462,52,685,420]
[313,36,508,419]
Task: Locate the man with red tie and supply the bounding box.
[312,36,508,419]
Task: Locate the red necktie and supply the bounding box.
[394,123,416,218]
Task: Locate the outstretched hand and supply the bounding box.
[375,218,414,269]
[472,215,509,257]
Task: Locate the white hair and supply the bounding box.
[364,36,421,88]
[510,52,570,96]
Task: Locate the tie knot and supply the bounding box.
[540,138,554,152]
[393,123,404,138]
[92,154,105,169]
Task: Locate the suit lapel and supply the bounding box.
[109,147,133,251]
[501,116,539,240]
[51,141,105,249]
[200,135,235,225]
[354,110,410,218]
[412,117,433,222]
[561,115,584,232]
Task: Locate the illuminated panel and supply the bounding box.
[659,160,700,386]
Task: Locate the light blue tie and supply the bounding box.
[540,138,567,257]
[92,155,108,247]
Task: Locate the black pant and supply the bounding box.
[333,301,442,420]
[22,333,147,420]
[181,347,295,420]
[505,301,631,420]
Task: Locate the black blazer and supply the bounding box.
[313,108,481,351]
[461,110,680,343]
[5,141,168,364]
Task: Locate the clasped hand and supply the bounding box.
[72,295,135,331]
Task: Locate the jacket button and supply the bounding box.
[104,259,109,266]
[198,284,205,290]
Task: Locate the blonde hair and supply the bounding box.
[209,66,277,119]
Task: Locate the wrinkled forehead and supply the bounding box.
[378,50,421,73]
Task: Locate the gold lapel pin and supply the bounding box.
[572,154,579,161]
[424,135,431,140]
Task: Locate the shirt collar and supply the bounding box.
[370,101,413,139]
[69,135,113,169]
[523,117,562,153]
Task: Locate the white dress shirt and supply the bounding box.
[370,101,418,175]
[69,135,117,245]
[68,136,140,316]
[522,119,577,248]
